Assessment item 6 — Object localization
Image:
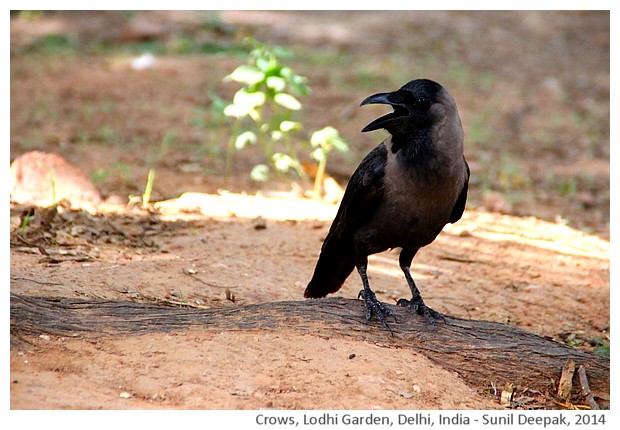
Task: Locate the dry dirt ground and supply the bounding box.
[10,202,610,410]
[9,11,610,411]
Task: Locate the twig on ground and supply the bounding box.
[578,365,600,410]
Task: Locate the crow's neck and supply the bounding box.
[391,129,436,166]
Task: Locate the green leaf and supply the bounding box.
[310,126,349,152]
[250,164,270,182]
[234,131,257,150]
[223,89,266,117]
[280,67,310,96]
[272,153,302,174]
[310,147,325,162]
[279,66,293,78]
[271,130,283,141]
[290,75,310,96]
[256,56,271,72]
[274,93,302,110]
[225,65,265,86]
[594,344,610,357]
[223,103,246,118]
[279,120,302,132]
[331,135,349,152]
[272,153,295,172]
[279,67,310,95]
[233,89,266,108]
[256,54,280,73]
[310,126,337,147]
[266,76,286,92]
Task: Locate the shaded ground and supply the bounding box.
[9,11,610,410]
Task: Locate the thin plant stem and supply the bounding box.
[313,149,327,199]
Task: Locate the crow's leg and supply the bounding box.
[355,254,396,334]
[396,248,445,324]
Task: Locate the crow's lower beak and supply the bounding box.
[360,90,410,132]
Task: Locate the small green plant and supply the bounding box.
[29,34,76,54]
[214,38,349,196]
[91,168,111,184]
[49,169,57,204]
[592,338,610,357]
[142,168,156,206]
[128,168,156,207]
[20,211,36,234]
[220,38,308,179]
[309,126,348,198]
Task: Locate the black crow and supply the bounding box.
[304,79,469,333]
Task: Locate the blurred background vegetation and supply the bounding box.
[10,10,610,237]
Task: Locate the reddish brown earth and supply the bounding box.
[9,11,609,411]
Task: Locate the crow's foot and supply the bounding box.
[396,296,445,325]
[358,289,397,334]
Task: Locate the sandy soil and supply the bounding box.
[9,198,609,410]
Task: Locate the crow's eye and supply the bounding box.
[413,97,432,110]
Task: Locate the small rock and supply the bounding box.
[253,216,267,230]
[10,150,102,210]
[500,383,514,406]
[348,353,356,359]
[225,288,236,303]
[119,392,132,399]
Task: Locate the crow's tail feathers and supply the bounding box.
[304,240,355,298]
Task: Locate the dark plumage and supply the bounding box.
[304,79,470,333]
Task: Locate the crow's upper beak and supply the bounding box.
[360,90,410,132]
[360,92,394,107]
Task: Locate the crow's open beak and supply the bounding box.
[360,90,410,132]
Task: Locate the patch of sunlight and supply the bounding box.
[153,191,338,222]
[445,211,609,261]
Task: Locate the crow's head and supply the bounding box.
[360,79,455,135]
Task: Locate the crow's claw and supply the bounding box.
[358,289,397,334]
[397,297,445,325]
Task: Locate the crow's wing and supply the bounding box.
[448,157,470,224]
[322,142,387,248]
